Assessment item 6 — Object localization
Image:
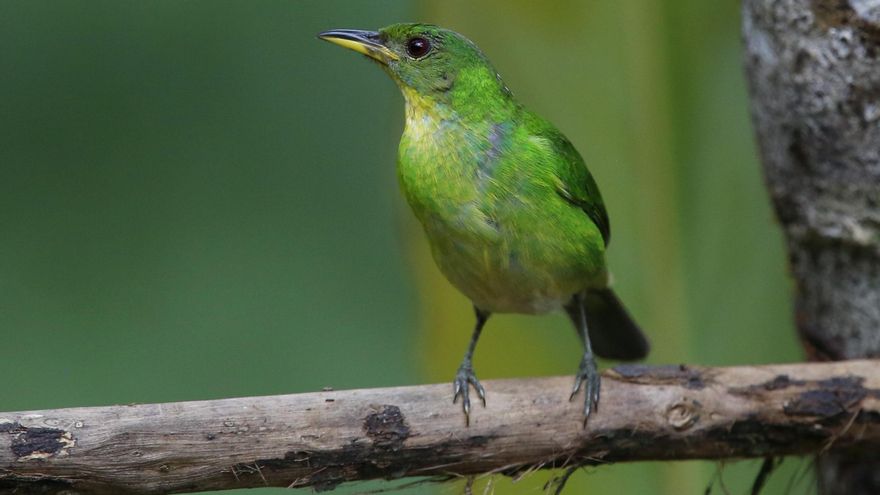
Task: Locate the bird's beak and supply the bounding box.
[318,29,399,64]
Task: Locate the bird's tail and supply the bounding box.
[583,289,649,360]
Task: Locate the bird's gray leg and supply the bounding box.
[565,293,600,423]
[453,306,489,424]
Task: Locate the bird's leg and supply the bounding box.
[453,306,490,424]
[565,293,600,423]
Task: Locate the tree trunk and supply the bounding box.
[741,1,880,493]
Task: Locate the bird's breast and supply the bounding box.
[395,110,606,313]
[398,116,493,216]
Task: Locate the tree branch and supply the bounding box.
[2,360,879,494]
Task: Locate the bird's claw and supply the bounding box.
[569,354,600,425]
[453,364,485,423]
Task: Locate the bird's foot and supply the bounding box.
[569,354,600,425]
[452,363,486,424]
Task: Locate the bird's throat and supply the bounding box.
[400,87,453,144]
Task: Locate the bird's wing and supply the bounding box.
[541,127,611,246]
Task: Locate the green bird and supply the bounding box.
[319,24,648,423]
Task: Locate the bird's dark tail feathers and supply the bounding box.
[582,289,649,361]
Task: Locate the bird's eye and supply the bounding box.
[406,37,431,59]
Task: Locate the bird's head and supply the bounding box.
[319,23,512,113]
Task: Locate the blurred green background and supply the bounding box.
[0,1,806,494]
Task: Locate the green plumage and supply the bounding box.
[319,23,648,422]
[377,23,609,315]
[398,95,609,314]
